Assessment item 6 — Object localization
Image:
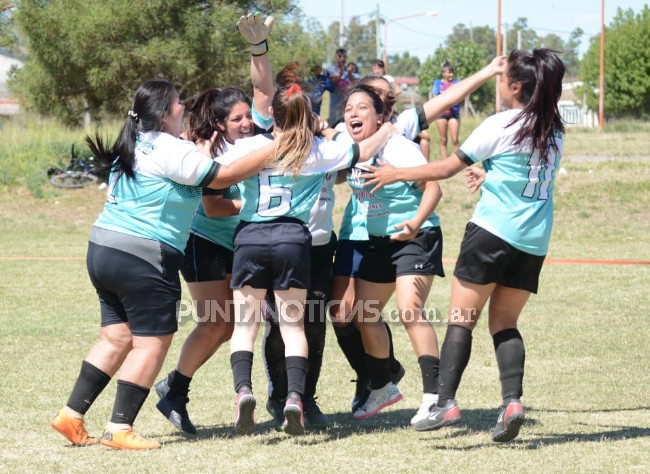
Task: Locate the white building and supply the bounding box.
[560,81,599,128]
[0,50,22,115]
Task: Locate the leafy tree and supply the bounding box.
[7,0,325,126]
[447,23,496,58]
[580,6,650,118]
[324,16,379,72]
[418,40,494,115]
[389,51,420,78]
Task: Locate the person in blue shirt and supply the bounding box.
[222,83,397,436]
[153,13,276,436]
[363,50,564,442]
[431,61,461,160]
[50,79,277,450]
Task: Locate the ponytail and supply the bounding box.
[507,49,565,164]
[270,85,315,174]
[85,79,178,178]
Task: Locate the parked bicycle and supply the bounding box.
[48,145,99,189]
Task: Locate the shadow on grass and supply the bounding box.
[419,406,650,450]
[155,405,650,447]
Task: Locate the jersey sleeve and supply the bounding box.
[302,137,359,174]
[395,105,426,141]
[380,135,427,168]
[164,140,219,187]
[457,115,506,165]
[252,98,273,131]
[432,79,441,96]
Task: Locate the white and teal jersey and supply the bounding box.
[219,134,359,224]
[307,171,337,246]
[341,135,439,238]
[190,183,242,251]
[458,109,563,256]
[94,131,219,253]
[189,107,272,250]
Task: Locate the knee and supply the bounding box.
[197,320,233,344]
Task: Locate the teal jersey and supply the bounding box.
[94,131,218,253]
[342,135,439,238]
[458,109,563,256]
[190,183,242,250]
[188,106,272,250]
[219,134,358,223]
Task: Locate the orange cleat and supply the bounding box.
[50,410,98,447]
[99,427,161,450]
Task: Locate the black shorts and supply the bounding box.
[230,219,312,291]
[180,232,233,282]
[454,222,546,294]
[357,226,445,284]
[439,110,460,121]
[266,232,337,324]
[87,227,183,336]
[333,239,370,277]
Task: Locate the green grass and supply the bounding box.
[1,151,649,472]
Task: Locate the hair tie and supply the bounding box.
[286,84,302,98]
[127,110,139,122]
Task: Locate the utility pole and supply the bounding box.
[375,4,382,59]
[339,0,345,47]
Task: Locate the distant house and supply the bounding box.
[0,50,22,115]
[560,81,598,128]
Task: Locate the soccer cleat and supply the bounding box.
[282,393,305,436]
[352,382,403,420]
[410,393,439,426]
[351,377,371,413]
[266,397,285,430]
[154,375,171,400]
[156,395,197,435]
[50,410,98,446]
[99,428,161,450]
[233,387,256,435]
[390,362,406,385]
[491,399,525,442]
[413,399,461,432]
[303,397,332,430]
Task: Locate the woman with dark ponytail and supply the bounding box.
[50,79,277,450]
[363,49,565,442]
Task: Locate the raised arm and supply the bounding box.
[422,56,506,124]
[237,13,275,120]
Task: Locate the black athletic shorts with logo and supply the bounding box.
[181,232,234,282]
[454,222,545,294]
[357,226,445,284]
[230,218,312,291]
[87,226,183,336]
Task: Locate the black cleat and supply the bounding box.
[492,400,525,442]
[156,395,197,435]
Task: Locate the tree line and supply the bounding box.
[1,1,648,124]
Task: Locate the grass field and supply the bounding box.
[1,119,649,472]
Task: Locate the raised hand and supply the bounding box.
[237,13,274,56]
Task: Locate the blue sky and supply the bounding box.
[296,0,648,60]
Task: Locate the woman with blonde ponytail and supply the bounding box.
[221,83,397,436]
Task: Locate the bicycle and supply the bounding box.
[48,145,99,189]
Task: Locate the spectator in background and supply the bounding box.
[430,61,461,160]
[326,48,351,126]
[346,62,360,86]
[372,59,401,96]
[307,63,330,116]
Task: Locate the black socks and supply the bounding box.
[66,360,111,415]
[493,328,525,401]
